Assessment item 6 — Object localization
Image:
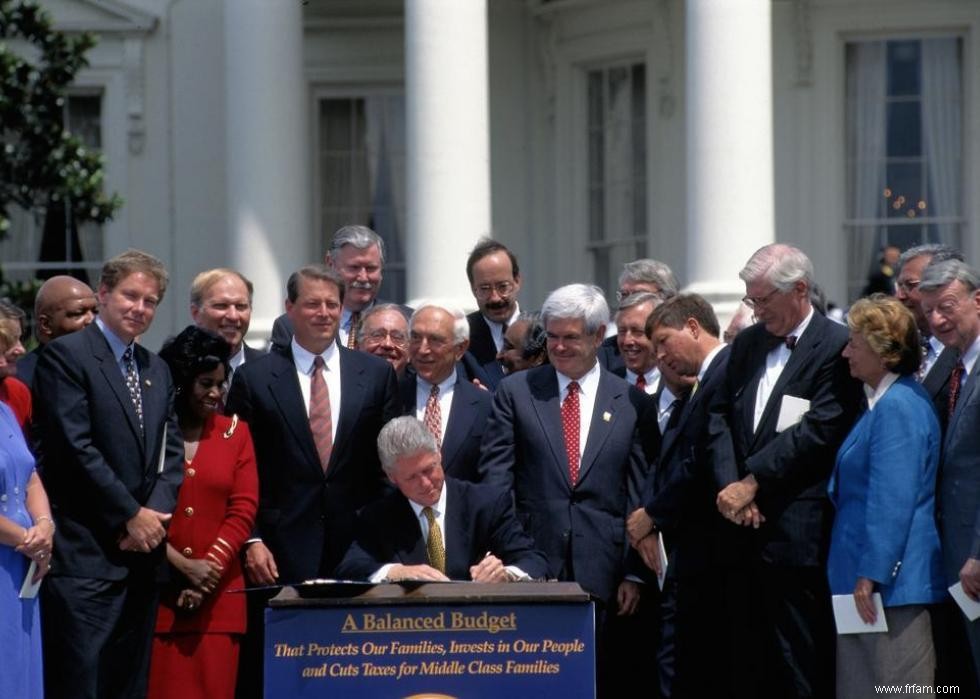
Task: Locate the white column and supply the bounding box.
[685,0,774,312]
[224,0,309,340]
[404,0,490,304]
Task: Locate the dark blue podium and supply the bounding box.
[264,581,595,698]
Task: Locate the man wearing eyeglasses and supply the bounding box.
[400,303,492,483]
[895,244,964,435]
[356,303,411,378]
[465,239,523,389]
[709,243,862,699]
[920,259,980,691]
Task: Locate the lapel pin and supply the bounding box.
[602,411,612,422]
[144,379,152,387]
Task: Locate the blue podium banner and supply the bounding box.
[264,603,595,698]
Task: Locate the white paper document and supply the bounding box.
[949,582,980,621]
[832,593,888,634]
[776,395,810,433]
[19,561,40,599]
[655,533,668,591]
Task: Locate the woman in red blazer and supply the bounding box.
[148,326,258,699]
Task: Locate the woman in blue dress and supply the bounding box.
[0,321,54,698]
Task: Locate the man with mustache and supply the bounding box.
[270,225,410,350]
[465,238,523,389]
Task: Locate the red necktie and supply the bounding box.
[635,373,646,391]
[309,356,333,472]
[423,384,442,448]
[562,381,581,485]
[948,360,966,420]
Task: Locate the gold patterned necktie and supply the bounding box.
[423,384,442,448]
[347,311,361,349]
[422,506,446,573]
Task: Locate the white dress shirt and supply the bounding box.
[920,335,945,380]
[482,304,521,353]
[657,386,680,434]
[753,309,814,432]
[626,367,660,395]
[291,338,341,444]
[556,361,602,459]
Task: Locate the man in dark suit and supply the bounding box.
[226,264,399,586]
[400,303,492,482]
[478,283,650,697]
[711,243,862,699]
[599,258,678,373]
[17,274,98,387]
[895,244,965,434]
[33,250,184,699]
[920,259,980,688]
[464,238,523,389]
[227,265,399,699]
[337,416,547,582]
[190,267,263,381]
[270,225,411,350]
[627,294,738,697]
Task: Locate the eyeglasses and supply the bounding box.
[896,279,920,294]
[363,329,407,346]
[474,281,516,299]
[741,288,781,309]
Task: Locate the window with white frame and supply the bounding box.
[844,37,963,301]
[0,92,105,286]
[316,94,407,302]
[586,61,648,300]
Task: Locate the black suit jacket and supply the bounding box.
[643,346,738,578]
[708,314,862,566]
[225,343,399,582]
[465,311,505,389]
[398,368,492,482]
[16,345,42,388]
[478,364,652,602]
[598,335,625,374]
[335,478,548,581]
[922,345,958,436]
[243,343,265,364]
[32,323,184,580]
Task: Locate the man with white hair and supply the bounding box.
[710,243,862,698]
[399,302,492,482]
[479,283,650,697]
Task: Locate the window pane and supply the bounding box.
[884,162,923,219]
[886,101,921,157]
[887,41,920,96]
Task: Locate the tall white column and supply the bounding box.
[405,0,490,304]
[685,0,774,311]
[224,0,309,340]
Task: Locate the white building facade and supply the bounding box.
[6,0,979,347]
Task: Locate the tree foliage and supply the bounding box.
[0,0,121,235]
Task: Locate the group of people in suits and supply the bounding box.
[5,223,980,699]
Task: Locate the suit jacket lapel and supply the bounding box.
[329,348,366,475]
[444,480,470,575]
[136,344,168,467]
[923,345,958,399]
[441,375,473,469]
[392,497,428,565]
[268,348,322,477]
[578,371,620,484]
[529,368,572,489]
[946,365,979,446]
[89,326,144,449]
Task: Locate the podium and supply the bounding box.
[264,581,595,698]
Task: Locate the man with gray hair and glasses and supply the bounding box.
[600,258,679,373]
[895,244,965,434]
[271,225,410,350]
[335,416,546,583]
[710,243,862,698]
[919,258,980,689]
